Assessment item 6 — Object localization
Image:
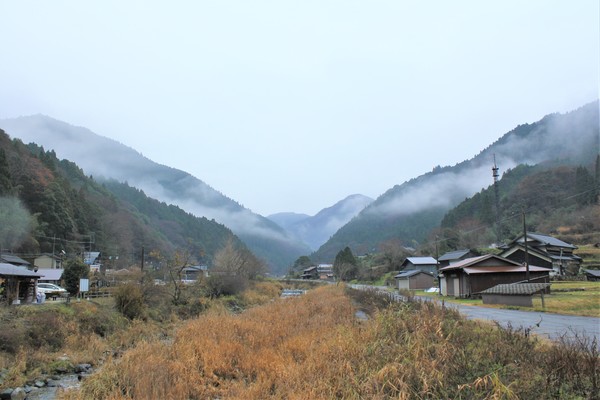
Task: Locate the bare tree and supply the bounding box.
[208,238,267,296]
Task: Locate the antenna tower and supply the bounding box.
[492,154,501,244]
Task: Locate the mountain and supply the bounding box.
[311,101,600,262]
[268,194,373,251]
[0,116,310,274]
[439,161,600,252]
[0,128,242,267]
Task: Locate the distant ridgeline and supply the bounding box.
[0,128,241,268]
[312,101,599,262]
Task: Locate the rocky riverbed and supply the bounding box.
[0,362,92,400]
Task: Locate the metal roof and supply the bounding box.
[479,283,551,296]
[394,270,433,279]
[440,254,522,272]
[38,269,64,281]
[0,263,42,277]
[182,265,208,272]
[510,232,577,249]
[83,252,101,265]
[0,254,30,266]
[438,249,471,261]
[584,269,600,278]
[404,257,438,265]
[463,265,552,275]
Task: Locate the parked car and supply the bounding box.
[37,283,68,299]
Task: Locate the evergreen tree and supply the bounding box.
[333,246,358,281]
[0,148,11,195]
[61,258,90,295]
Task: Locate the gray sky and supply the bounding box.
[0,1,598,216]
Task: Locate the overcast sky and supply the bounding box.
[0,1,598,216]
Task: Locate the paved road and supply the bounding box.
[446,302,600,345]
[350,284,600,346]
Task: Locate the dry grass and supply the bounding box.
[65,285,599,400]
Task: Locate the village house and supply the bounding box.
[300,264,334,280]
[181,265,209,283]
[33,253,63,269]
[317,264,334,280]
[439,254,551,298]
[394,270,434,290]
[400,257,438,274]
[438,249,480,268]
[301,266,319,280]
[500,232,581,276]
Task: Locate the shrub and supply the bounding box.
[26,311,68,351]
[113,283,146,320]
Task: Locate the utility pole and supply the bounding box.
[522,210,530,282]
[492,154,501,244]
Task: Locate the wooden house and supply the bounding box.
[401,257,438,274]
[439,254,551,298]
[394,270,434,290]
[500,232,581,276]
[301,266,319,280]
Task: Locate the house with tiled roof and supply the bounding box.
[499,232,581,276]
[439,254,551,298]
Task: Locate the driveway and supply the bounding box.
[350,284,600,346]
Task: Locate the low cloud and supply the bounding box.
[0,197,32,250]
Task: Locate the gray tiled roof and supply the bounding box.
[479,283,551,296]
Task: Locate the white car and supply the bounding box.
[36,283,68,298]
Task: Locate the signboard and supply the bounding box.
[79,278,89,293]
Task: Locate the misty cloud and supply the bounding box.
[0,197,33,250]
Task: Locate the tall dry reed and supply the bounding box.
[65,285,599,399]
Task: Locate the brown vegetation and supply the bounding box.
[65,285,598,400]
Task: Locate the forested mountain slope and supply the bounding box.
[439,161,599,252]
[312,101,599,262]
[0,116,309,273]
[0,129,241,267]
